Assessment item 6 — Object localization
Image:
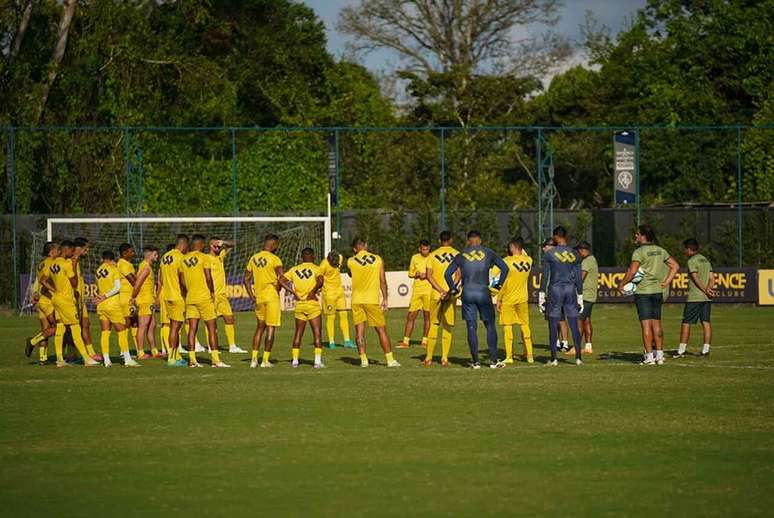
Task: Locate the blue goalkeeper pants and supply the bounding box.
[466,319,498,364]
[548,316,582,361]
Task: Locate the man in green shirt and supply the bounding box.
[576,241,597,355]
[674,239,715,358]
[617,224,680,365]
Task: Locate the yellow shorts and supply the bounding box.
[499,301,530,326]
[119,293,135,318]
[322,289,346,315]
[186,300,216,322]
[164,299,185,323]
[37,296,55,321]
[409,290,431,312]
[294,300,322,321]
[352,303,386,328]
[52,296,79,325]
[136,301,154,317]
[97,300,125,326]
[430,296,456,327]
[215,294,233,317]
[255,297,281,327]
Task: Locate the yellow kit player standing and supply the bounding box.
[48,240,99,367]
[495,237,534,364]
[26,241,59,364]
[159,234,189,367]
[423,231,459,367]
[208,238,247,353]
[72,238,100,361]
[181,234,229,368]
[347,237,400,368]
[279,248,326,368]
[319,251,354,348]
[397,240,432,349]
[156,243,174,356]
[130,245,162,359]
[117,243,140,354]
[94,250,138,367]
[244,234,284,368]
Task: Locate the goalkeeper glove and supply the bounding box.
[577,294,584,314]
[538,292,546,313]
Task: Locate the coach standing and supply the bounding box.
[576,241,597,355]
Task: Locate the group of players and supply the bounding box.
[25,223,715,369]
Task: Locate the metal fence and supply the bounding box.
[3,125,773,309]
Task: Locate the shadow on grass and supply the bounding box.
[599,351,643,363]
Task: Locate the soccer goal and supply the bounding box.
[21,215,332,314]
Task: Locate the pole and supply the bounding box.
[8,128,18,311]
[123,128,131,242]
[231,129,238,247]
[335,129,341,249]
[635,129,641,227]
[736,126,742,267]
[439,128,446,231]
[536,129,543,248]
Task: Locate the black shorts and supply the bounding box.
[634,293,662,321]
[682,302,711,324]
[578,301,594,321]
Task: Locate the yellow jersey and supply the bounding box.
[427,245,459,300]
[182,251,212,304]
[495,253,533,305]
[49,256,76,302]
[160,249,185,302]
[347,250,383,305]
[95,262,122,309]
[246,250,283,301]
[135,260,156,304]
[75,260,85,298]
[36,257,55,298]
[117,258,135,297]
[319,254,344,294]
[209,250,228,296]
[284,262,322,300]
[408,253,431,295]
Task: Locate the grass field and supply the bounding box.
[1,303,773,517]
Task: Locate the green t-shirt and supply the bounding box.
[687,253,712,302]
[631,244,671,295]
[581,255,598,303]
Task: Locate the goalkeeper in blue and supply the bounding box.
[539,226,584,366]
[444,230,509,369]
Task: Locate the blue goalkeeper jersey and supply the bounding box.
[540,245,582,294]
[444,245,508,298]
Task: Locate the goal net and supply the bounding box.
[21,216,331,315]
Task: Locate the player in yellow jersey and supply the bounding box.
[72,237,100,361]
[279,248,326,368]
[93,250,139,367]
[158,234,189,366]
[130,245,162,359]
[398,240,432,349]
[156,244,174,358]
[319,251,354,348]
[494,237,534,363]
[48,240,99,367]
[117,243,140,353]
[181,234,229,368]
[244,234,284,368]
[423,231,460,367]
[347,237,400,368]
[25,241,59,364]
[208,238,247,353]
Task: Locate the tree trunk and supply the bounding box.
[37,0,77,124]
[9,0,34,62]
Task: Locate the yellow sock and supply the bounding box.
[326,315,336,344]
[175,347,182,361]
[100,331,111,357]
[521,324,533,360]
[151,346,160,356]
[441,326,453,361]
[385,352,394,364]
[314,347,322,363]
[211,349,221,364]
[225,324,236,347]
[188,349,197,364]
[251,350,259,363]
[30,332,45,346]
[425,325,439,360]
[262,351,271,364]
[292,348,300,361]
[55,324,65,362]
[117,330,129,354]
[421,336,428,345]
[402,336,410,345]
[504,326,514,359]
[85,343,97,357]
[160,325,169,353]
[359,352,368,366]
[339,311,351,342]
[39,342,48,361]
[69,325,92,359]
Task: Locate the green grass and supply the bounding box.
[1,304,773,517]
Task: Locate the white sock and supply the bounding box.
[122,351,132,362]
[655,350,664,361]
[314,353,322,364]
[560,340,568,348]
[678,343,687,354]
[702,344,710,354]
[645,352,654,362]
[584,342,592,349]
